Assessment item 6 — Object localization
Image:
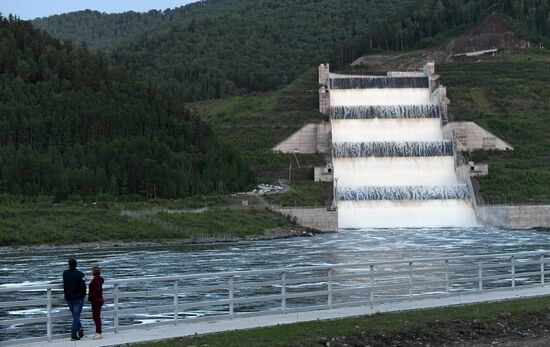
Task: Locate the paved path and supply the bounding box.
[12,286,550,347]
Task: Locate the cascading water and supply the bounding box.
[337,185,471,201]
[330,89,431,106]
[332,141,454,157]
[331,105,442,119]
[329,75,429,89]
[331,119,444,142]
[328,68,477,228]
[332,157,458,187]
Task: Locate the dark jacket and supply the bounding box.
[63,268,86,301]
[88,275,104,303]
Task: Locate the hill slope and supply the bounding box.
[195,45,550,203]
[33,0,414,101]
[0,16,253,200]
[439,51,550,204]
[32,1,235,51]
[32,0,550,103]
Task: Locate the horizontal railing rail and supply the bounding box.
[1,251,549,345]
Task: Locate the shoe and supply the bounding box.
[78,326,84,339]
[93,334,102,340]
[70,336,80,341]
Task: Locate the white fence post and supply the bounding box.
[173,280,179,324]
[478,262,483,291]
[541,254,545,287]
[511,256,516,288]
[328,269,333,309]
[408,262,413,299]
[281,272,287,314]
[46,288,52,342]
[113,283,119,334]
[370,265,375,305]
[445,259,450,295]
[229,276,235,318]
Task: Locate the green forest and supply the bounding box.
[331,0,550,67]
[1,0,550,203]
[33,0,414,101]
[33,0,550,102]
[0,15,254,200]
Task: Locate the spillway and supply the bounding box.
[325,64,477,228]
[331,119,443,142]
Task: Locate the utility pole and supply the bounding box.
[288,161,292,183]
[293,149,301,168]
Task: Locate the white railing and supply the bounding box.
[1,251,549,345]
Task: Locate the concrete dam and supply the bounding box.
[321,64,478,229]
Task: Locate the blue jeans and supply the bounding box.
[67,299,83,337]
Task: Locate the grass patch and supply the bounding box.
[191,69,322,152]
[135,295,550,347]
[265,181,331,207]
[439,50,550,203]
[156,209,294,237]
[0,205,172,246]
[469,88,493,113]
[192,69,326,182]
[0,196,296,246]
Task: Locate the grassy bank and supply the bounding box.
[265,181,331,207]
[0,195,297,246]
[191,70,325,182]
[136,295,550,347]
[155,209,295,238]
[439,50,550,204]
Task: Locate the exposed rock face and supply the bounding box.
[352,13,531,72]
[444,12,530,54]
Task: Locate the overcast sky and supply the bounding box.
[1,0,197,20]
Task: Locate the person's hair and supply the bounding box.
[68,259,77,269]
[92,266,101,276]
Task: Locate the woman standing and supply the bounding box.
[88,266,104,340]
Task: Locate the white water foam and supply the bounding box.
[333,157,458,187]
[338,200,478,229]
[330,89,431,106]
[329,80,477,228]
[331,119,443,142]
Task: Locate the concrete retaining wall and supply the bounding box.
[476,205,550,229]
[443,122,513,151]
[275,207,337,232]
[272,122,330,154]
[458,166,550,229]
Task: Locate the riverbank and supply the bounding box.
[0,198,327,247]
[135,295,550,347]
[0,226,326,254]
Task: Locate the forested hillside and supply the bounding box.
[34,0,415,101]
[333,0,550,67]
[0,15,254,200]
[34,0,550,102]
[32,1,239,51]
[20,0,550,202]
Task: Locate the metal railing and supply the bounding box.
[1,251,550,345]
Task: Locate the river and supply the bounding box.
[1,226,550,341]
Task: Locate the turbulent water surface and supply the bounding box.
[2,227,550,341]
[4,227,550,288]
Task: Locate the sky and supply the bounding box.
[1,0,197,20]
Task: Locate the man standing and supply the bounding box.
[63,259,86,341]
